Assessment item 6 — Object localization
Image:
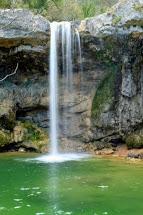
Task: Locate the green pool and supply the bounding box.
[0,153,143,215]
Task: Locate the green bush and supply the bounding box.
[20,121,48,151]
[134,3,143,12]
[0,0,118,21]
[21,121,45,142]
[0,0,12,8]
[112,16,122,25]
[126,134,143,149]
[0,130,11,146]
[81,1,97,18]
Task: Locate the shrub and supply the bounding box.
[21,121,45,142]
[112,16,122,25]
[126,134,143,149]
[0,0,12,8]
[134,3,143,12]
[0,0,118,21]
[0,130,11,146]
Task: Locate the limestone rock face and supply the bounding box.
[0,9,50,48]
[0,99,16,131]
[0,0,143,152]
[77,0,143,146]
[79,0,143,37]
[0,9,50,85]
[13,124,25,143]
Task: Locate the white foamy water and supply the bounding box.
[49,22,59,155]
[49,22,83,159]
[34,153,90,163]
[14,199,23,202]
[36,213,45,215]
[0,207,6,211]
[14,206,22,209]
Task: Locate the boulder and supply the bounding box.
[16,121,49,152]
[0,9,50,49]
[13,124,25,143]
[79,0,143,37]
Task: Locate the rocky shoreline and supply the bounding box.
[1,144,143,162]
[86,144,143,160]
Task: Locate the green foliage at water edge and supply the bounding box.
[126,134,143,149]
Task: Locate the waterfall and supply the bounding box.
[49,21,82,157]
[49,22,59,155]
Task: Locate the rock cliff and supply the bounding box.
[0,0,143,153]
[78,0,143,150]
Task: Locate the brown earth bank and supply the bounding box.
[84,144,143,160]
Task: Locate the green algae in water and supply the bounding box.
[0,154,143,215]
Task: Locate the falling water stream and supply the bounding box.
[49,22,81,157]
[36,21,88,163]
[49,22,59,155]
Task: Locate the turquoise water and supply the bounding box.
[0,153,143,215]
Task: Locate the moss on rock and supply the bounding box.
[92,65,116,118]
[18,121,49,152]
[0,130,11,147]
[133,3,143,12]
[0,108,16,130]
[0,120,48,152]
[112,16,122,25]
[126,134,143,149]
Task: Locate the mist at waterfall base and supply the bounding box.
[36,22,89,163]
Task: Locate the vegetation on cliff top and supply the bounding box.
[0,0,117,21]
